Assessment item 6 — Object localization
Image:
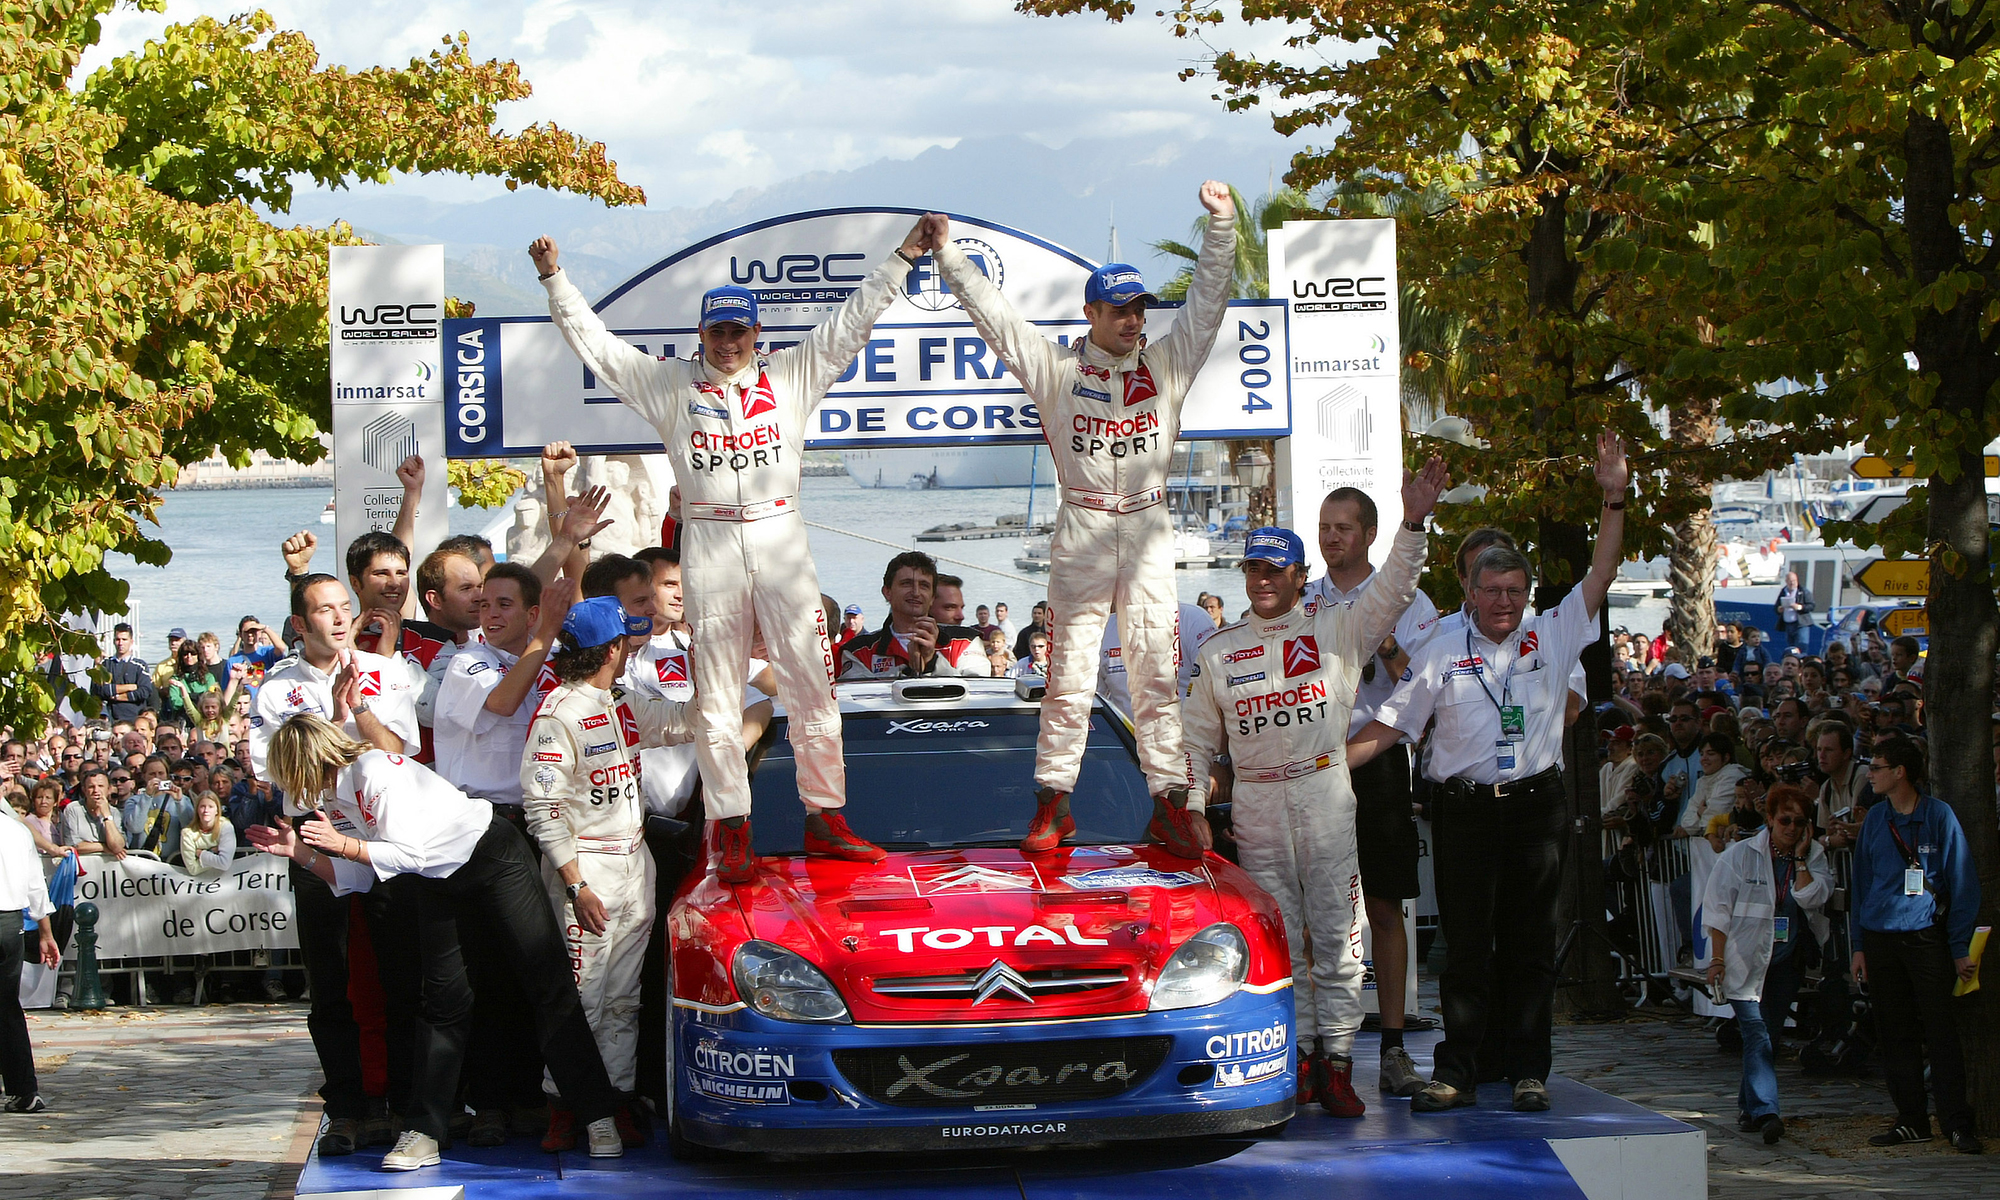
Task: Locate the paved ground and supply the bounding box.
[0,994,1989,1198]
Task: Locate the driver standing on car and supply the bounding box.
[530,218,939,882]
[1181,458,1447,1120]
[923,186,1237,859]
[521,597,702,1151]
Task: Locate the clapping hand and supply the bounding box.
[554,485,613,546]
[1400,454,1450,523]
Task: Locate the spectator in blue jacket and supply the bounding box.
[1851,735,1983,1154]
[91,624,158,723]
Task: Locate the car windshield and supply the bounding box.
[748,707,1151,852]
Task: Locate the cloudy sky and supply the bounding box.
[81,0,1316,208]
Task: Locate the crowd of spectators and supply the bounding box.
[1595,617,1982,1153]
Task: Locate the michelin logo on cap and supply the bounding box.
[1240,527,1306,568]
[700,286,760,329]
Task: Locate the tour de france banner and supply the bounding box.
[58,852,300,958]
[443,208,1294,458]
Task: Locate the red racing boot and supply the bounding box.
[1296,1052,1325,1106]
[1145,787,1203,859]
[540,1106,576,1153]
[1320,1055,1366,1118]
[1020,787,1074,853]
[716,816,757,883]
[803,810,888,863]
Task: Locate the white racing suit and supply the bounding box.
[522,681,693,1093]
[1182,525,1426,1058]
[542,254,906,819]
[933,216,1236,796]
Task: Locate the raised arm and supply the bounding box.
[532,236,680,423]
[784,218,932,405]
[391,455,425,589]
[1342,457,1448,657]
[1152,182,1239,382]
[1580,431,1630,619]
[929,216,1067,397]
[486,578,572,717]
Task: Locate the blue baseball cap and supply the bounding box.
[1242,527,1306,569]
[699,285,759,330]
[1084,263,1157,307]
[559,596,652,650]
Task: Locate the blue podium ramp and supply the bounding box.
[295,1034,1704,1200]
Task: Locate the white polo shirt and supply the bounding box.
[1378,586,1598,785]
[433,641,558,806]
[1302,574,1442,735]
[322,750,493,896]
[1099,602,1217,718]
[249,649,421,814]
[621,630,772,816]
[1427,606,1590,705]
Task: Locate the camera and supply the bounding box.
[1774,760,1814,783]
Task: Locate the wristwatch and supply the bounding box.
[350,699,371,716]
[566,881,590,901]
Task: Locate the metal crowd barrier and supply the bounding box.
[1597,827,1855,1011]
[46,845,302,1007]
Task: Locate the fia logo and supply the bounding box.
[903,238,1005,312]
[1283,636,1320,678]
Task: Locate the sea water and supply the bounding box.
[103,479,1668,645]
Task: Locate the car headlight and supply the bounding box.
[1148,923,1249,1011]
[732,940,852,1023]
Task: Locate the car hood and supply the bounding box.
[724,845,1281,1024]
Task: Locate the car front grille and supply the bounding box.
[831,1036,1172,1108]
[870,964,1129,1002]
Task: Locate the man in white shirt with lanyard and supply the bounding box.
[1349,432,1628,1115]
[1299,485,1440,1098]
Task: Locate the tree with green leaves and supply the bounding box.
[1670,4,2000,1131]
[0,1,641,730]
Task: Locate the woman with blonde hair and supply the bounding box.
[247,713,622,1172]
[179,791,235,875]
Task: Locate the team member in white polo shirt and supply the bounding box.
[248,573,422,1158]
[1299,485,1441,1098]
[253,714,626,1170]
[531,220,937,881]
[1349,432,1628,1115]
[1183,456,1447,1121]
[433,566,572,814]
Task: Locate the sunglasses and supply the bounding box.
[173,774,194,784]
[110,775,130,784]
[1772,816,1805,827]
[62,753,81,761]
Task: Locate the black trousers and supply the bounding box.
[462,805,547,1112]
[408,815,617,1141]
[0,924,35,1099]
[1863,925,1974,1135]
[290,858,419,1119]
[1431,772,1568,1090]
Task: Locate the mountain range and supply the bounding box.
[272,132,1299,314]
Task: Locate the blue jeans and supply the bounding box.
[1731,998,1779,1119]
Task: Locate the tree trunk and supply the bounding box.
[1904,108,2000,1134]
[1663,509,1717,668]
[1519,180,1625,1017]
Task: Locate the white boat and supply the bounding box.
[318,495,335,525]
[844,446,1042,489]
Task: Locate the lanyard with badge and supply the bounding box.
[1887,816,1927,898]
[1771,852,1795,944]
[1469,629,1528,772]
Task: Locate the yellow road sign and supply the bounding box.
[1853,558,1929,597]
[1851,455,2000,479]
[1879,607,1927,637]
